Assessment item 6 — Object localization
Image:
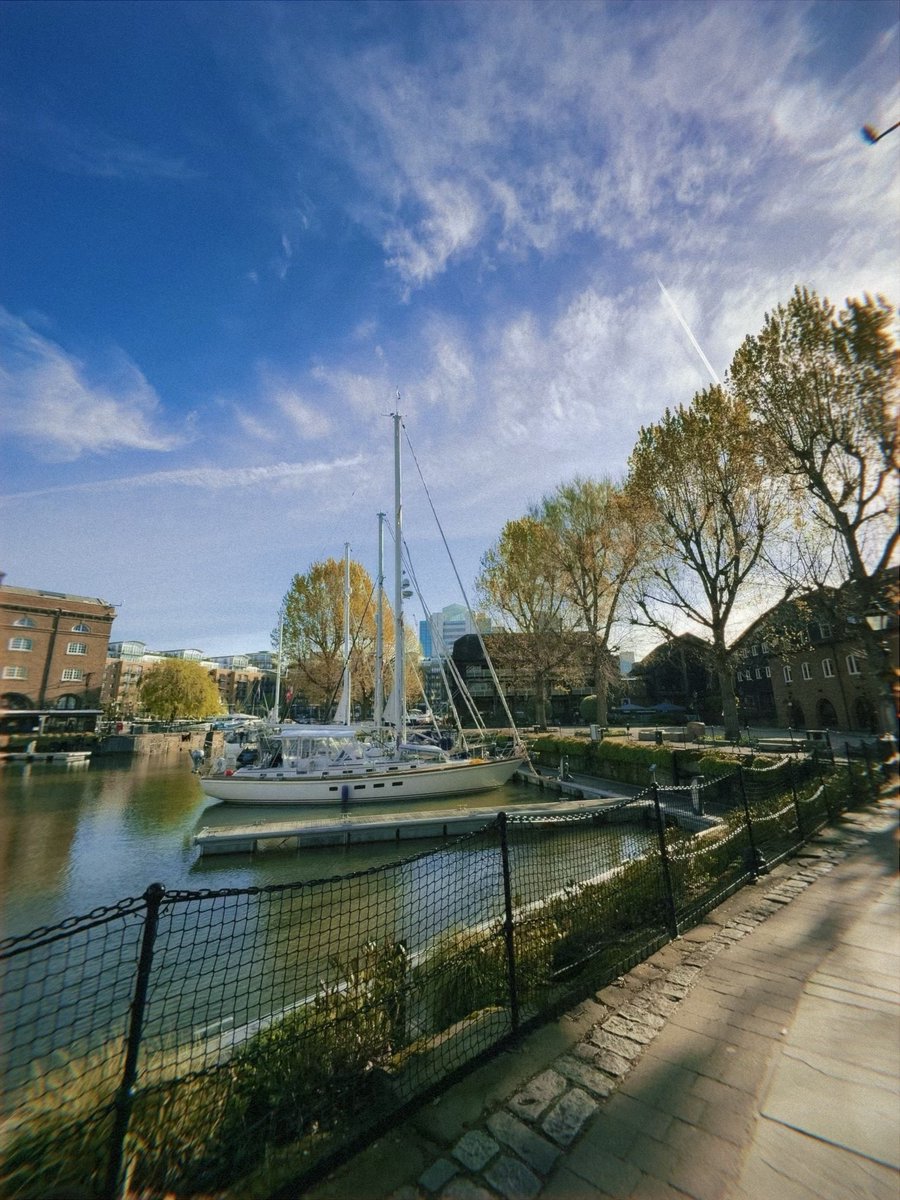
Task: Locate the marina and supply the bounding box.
[0,754,625,940]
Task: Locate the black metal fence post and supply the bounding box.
[104,881,165,1200]
[650,779,679,939]
[861,742,875,794]
[497,813,520,1033]
[736,767,760,879]
[788,758,804,837]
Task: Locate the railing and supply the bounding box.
[0,754,881,1200]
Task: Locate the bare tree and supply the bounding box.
[477,516,584,727]
[627,385,786,738]
[536,477,639,725]
[730,286,898,732]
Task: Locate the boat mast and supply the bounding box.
[273,610,284,723]
[335,542,352,724]
[391,410,406,744]
[374,511,385,728]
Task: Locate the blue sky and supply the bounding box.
[1,0,898,657]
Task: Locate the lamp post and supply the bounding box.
[864,609,897,744]
[861,120,900,144]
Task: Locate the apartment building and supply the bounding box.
[1,581,116,711]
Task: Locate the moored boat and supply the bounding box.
[198,723,523,804]
[198,411,528,806]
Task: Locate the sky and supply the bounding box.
[1,0,898,659]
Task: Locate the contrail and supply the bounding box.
[657,279,720,386]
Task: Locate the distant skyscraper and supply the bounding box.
[419,620,433,657]
[425,604,490,658]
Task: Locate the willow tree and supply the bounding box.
[278,558,393,719]
[477,516,584,728]
[140,659,224,723]
[536,477,640,726]
[627,385,784,738]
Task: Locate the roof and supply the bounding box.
[0,585,115,607]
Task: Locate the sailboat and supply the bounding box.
[199,412,528,805]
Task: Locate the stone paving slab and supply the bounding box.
[761,1046,900,1169]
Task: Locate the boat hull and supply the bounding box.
[198,754,527,804]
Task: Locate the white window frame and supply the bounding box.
[2,665,27,679]
[13,616,36,627]
[764,666,771,678]
[822,658,835,678]
[61,668,84,682]
[801,662,811,681]
[755,668,763,680]
[71,622,91,632]
[66,641,88,655]
[8,637,33,652]
[783,665,792,683]
[846,654,862,676]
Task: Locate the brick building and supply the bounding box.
[1,581,116,711]
[733,586,898,735]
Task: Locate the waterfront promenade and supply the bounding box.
[304,787,899,1200]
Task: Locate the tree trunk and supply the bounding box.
[712,640,740,739]
[594,671,609,726]
[534,673,549,727]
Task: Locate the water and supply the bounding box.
[0,754,563,941]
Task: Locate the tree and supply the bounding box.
[476,516,585,727]
[536,477,640,726]
[626,385,785,738]
[140,659,224,723]
[279,557,395,719]
[730,286,899,730]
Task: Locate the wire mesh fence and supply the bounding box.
[0,751,883,1199]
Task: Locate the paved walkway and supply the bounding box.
[304,792,899,1200]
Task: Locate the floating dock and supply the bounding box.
[193,791,625,856]
[2,750,91,765]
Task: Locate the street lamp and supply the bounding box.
[864,609,897,743]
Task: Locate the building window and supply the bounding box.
[783,665,792,683]
[61,668,84,682]
[13,616,36,627]
[846,654,862,676]
[2,665,27,679]
[752,644,760,656]
[755,668,762,680]
[66,642,88,655]
[8,637,33,652]
[801,662,811,681]
[818,622,832,639]
[765,666,771,678]
[822,658,835,678]
[72,622,91,632]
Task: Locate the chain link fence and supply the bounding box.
[0,750,881,1199]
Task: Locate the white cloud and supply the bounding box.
[0,310,183,460]
[6,113,200,180]
[0,456,365,502]
[274,0,897,307]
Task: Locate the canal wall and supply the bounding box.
[97,730,221,758]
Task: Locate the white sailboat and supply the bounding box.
[199,412,527,805]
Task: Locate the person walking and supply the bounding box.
[189,747,205,773]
